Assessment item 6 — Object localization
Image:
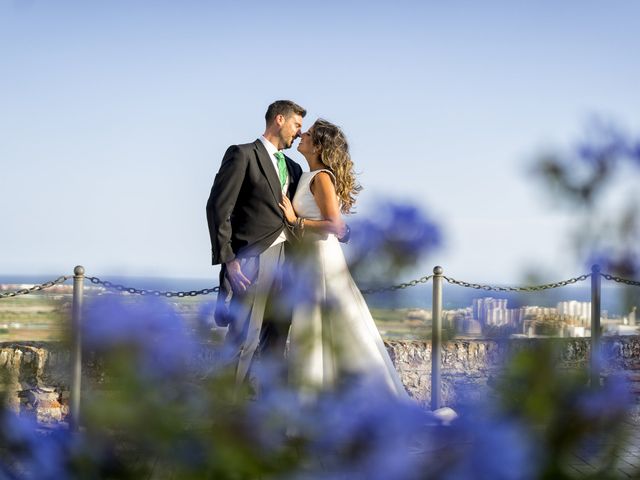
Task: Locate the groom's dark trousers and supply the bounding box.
[206,139,302,384]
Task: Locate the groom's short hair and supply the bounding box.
[265,100,306,125]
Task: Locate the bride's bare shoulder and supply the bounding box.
[311,170,336,186]
[310,170,336,195]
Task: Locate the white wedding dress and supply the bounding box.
[288,169,409,400]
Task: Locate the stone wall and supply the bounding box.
[389,336,640,405]
[2,337,640,423]
[0,343,71,423]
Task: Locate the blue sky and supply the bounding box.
[2,1,639,284]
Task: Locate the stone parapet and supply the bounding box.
[1,337,639,422]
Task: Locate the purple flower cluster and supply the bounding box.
[2,296,637,478]
[0,413,69,479]
[576,121,640,168]
[297,385,437,479]
[534,120,640,279]
[82,295,197,379]
[428,411,539,480]
[586,250,640,278]
[0,410,130,479]
[350,201,442,257]
[346,200,442,285]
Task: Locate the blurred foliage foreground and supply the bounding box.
[533,120,640,313]
[0,295,636,480]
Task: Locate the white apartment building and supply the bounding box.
[472,297,524,328]
[557,300,591,325]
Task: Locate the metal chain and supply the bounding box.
[442,273,591,292]
[0,275,72,299]
[4,270,620,301]
[84,276,219,298]
[360,275,433,295]
[601,273,640,288]
[87,274,433,297]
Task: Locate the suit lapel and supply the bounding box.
[286,158,300,199]
[253,140,282,203]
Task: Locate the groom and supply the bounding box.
[206,100,305,385]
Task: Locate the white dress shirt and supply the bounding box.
[259,136,289,247]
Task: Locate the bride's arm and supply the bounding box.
[279,172,346,237]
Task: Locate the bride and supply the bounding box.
[279,119,409,400]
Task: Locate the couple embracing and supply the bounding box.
[206,100,408,400]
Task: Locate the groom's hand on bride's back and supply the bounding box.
[225,259,252,293]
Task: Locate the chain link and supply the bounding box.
[442,273,591,292]
[84,276,219,297]
[361,275,433,295]
[5,270,626,301]
[0,275,72,299]
[88,274,432,297]
[601,273,640,288]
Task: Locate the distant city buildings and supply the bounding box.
[446,296,637,338]
[626,306,637,326]
[557,300,591,324]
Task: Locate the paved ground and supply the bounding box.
[566,412,640,478]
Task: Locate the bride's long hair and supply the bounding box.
[311,119,362,214]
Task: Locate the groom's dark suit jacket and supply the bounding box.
[206,139,303,265]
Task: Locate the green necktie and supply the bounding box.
[274,151,288,190]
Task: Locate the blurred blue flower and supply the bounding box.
[585,251,613,272]
[289,380,437,479]
[346,200,442,286]
[348,218,386,254]
[197,300,217,329]
[575,121,629,167]
[2,409,40,448]
[381,203,443,253]
[0,411,73,479]
[422,406,538,480]
[576,351,632,422]
[576,373,631,421]
[280,259,324,308]
[350,201,442,257]
[631,140,640,164]
[245,360,304,449]
[83,296,197,378]
[586,250,640,278]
